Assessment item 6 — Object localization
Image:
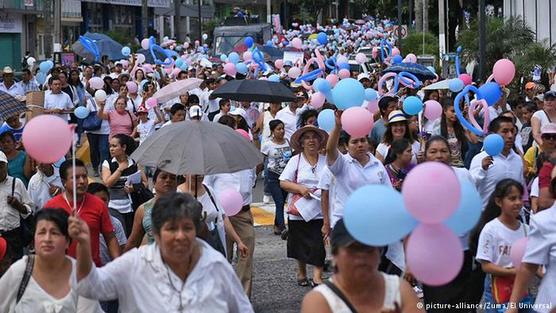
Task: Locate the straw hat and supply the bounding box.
[290,125,329,151]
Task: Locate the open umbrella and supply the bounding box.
[72,32,125,62]
[130,120,263,175]
[152,78,203,103]
[382,63,437,81]
[210,79,295,102]
[423,79,450,90]
[0,91,27,121]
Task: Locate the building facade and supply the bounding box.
[503,0,556,47]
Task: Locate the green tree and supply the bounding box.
[400,31,438,57]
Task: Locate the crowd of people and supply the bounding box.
[0,15,556,313]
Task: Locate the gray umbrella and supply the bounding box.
[130,120,263,175]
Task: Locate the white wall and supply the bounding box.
[504,0,555,46]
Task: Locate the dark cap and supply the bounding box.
[545,90,556,100]
[331,219,358,251]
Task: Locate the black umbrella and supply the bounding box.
[210,79,295,102]
[382,63,436,81]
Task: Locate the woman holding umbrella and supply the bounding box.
[280,126,329,287]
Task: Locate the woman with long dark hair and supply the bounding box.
[383,139,413,191]
[432,98,471,167]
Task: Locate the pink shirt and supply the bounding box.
[108,110,135,138]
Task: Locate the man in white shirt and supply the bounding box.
[0,67,24,97]
[43,76,74,122]
[203,168,256,298]
[276,91,304,140]
[27,162,63,212]
[470,116,525,208]
[0,151,34,264]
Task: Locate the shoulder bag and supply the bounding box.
[16,255,35,303]
[82,97,103,131]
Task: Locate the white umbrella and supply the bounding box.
[423,79,450,90]
[152,78,203,103]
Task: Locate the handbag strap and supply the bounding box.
[11,177,16,197]
[293,154,301,184]
[544,110,552,123]
[323,280,359,313]
[203,185,221,224]
[16,255,35,303]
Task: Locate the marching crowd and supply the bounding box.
[0,16,556,313]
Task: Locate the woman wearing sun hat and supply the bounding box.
[280,125,329,287]
[375,110,421,164]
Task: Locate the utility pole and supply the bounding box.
[142,0,148,38]
[397,0,402,51]
[267,0,271,24]
[174,0,181,41]
[479,0,486,81]
[53,0,61,52]
[438,0,446,58]
[198,0,202,41]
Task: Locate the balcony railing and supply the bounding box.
[0,0,45,12]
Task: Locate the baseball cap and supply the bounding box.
[0,151,7,164]
[541,123,556,135]
[189,105,203,119]
[229,107,247,120]
[2,66,13,74]
[525,82,536,91]
[545,90,556,100]
[357,73,370,82]
[137,105,149,114]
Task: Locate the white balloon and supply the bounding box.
[94,90,107,102]
[136,54,146,64]
[27,57,36,66]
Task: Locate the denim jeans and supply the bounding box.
[483,274,534,313]
[266,171,287,228]
[87,133,109,171]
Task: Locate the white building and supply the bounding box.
[503,0,556,46]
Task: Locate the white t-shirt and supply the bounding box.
[44,91,73,121]
[532,110,553,130]
[275,107,298,140]
[136,119,156,145]
[376,141,421,164]
[261,140,292,175]
[531,176,540,198]
[317,168,339,227]
[476,218,528,268]
[279,153,327,221]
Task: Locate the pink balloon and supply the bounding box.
[243,51,252,61]
[22,115,73,163]
[120,60,129,69]
[338,69,350,79]
[372,47,379,59]
[402,162,461,223]
[459,74,473,86]
[219,188,243,216]
[125,81,138,93]
[291,38,302,50]
[407,224,464,286]
[142,64,153,73]
[341,107,374,138]
[236,129,251,141]
[326,74,339,87]
[172,68,181,77]
[355,53,367,64]
[366,99,379,114]
[510,237,528,269]
[406,53,417,63]
[224,63,237,76]
[164,67,173,75]
[145,97,158,109]
[310,92,326,109]
[89,77,104,90]
[274,59,284,70]
[141,38,150,50]
[391,47,400,56]
[288,67,301,79]
[423,100,443,120]
[493,59,515,86]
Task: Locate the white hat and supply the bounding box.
[189,105,203,119]
[229,107,247,120]
[2,66,13,74]
[0,151,7,164]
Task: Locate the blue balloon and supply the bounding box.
[220,54,227,62]
[445,179,482,236]
[331,78,365,110]
[36,72,46,85]
[392,55,403,64]
[39,61,51,73]
[313,78,331,93]
[449,78,465,92]
[175,58,184,68]
[179,62,188,71]
[266,40,273,47]
[454,85,484,136]
[245,36,254,48]
[478,82,502,106]
[317,32,328,45]
[121,46,131,57]
[228,52,240,64]
[483,134,504,156]
[364,88,378,101]
[282,40,289,47]
[345,185,418,246]
[402,96,423,115]
[337,62,350,70]
[268,74,280,82]
[317,109,335,133]
[74,106,90,119]
[236,63,248,74]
